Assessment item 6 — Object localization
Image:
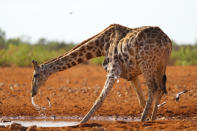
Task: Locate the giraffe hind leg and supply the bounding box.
[151,92,162,120]
[140,70,158,121]
[140,86,154,122]
[141,71,165,121]
[151,74,167,120]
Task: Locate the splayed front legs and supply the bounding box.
[80,77,115,124]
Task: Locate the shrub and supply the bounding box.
[0,28,197,66]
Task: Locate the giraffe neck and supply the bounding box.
[41,24,130,76]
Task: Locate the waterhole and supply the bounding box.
[0,116,139,127]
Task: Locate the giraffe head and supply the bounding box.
[31,60,48,97]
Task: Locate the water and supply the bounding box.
[0,116,139,127]
[0,115,189,127]
[0,120,79,127]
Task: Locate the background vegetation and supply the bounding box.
[0,28,197,67]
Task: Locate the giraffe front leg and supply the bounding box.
[130,77,146,109]
[80,77,115,124]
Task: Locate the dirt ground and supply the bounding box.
[0,65,197,130]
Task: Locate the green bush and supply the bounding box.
[0,28,197,66]
[171,45,197,65]
[0,36,74,66]
[90,56,105,65]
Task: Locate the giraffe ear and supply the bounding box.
[32,60,39,70]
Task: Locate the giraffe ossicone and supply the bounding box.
[31,24,172,123]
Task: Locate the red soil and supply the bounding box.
[0,65,197,130]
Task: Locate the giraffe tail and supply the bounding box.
[162,74,167,94]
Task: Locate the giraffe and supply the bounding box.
[31,24,172,123]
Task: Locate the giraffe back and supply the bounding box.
[105,26,172,81]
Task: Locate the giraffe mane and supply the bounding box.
[43,25,116,65]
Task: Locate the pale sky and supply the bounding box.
[0,0,197,44]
